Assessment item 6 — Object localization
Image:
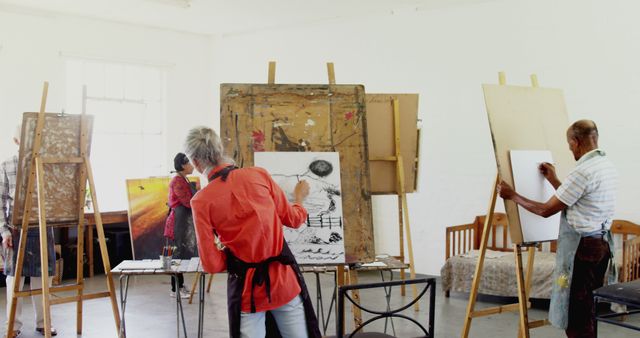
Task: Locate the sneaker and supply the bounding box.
[180,286,196,294]
[36,327,57,336]
[179,288,191,298]
[4,329,20,338]
[170,290,190,299]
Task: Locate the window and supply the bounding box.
[65,58,167,212]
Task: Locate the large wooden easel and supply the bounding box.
[461,73,550,338]
[7,83,121,338]
[265,61,367,331]
[369,97,418,305]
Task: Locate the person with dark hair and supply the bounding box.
[184,126,321,338]
[498,119,618,338]
[164,152,198,298]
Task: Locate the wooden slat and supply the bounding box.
[461,174,499,338]
[14,284,83,297]
[470,302,531,318]
[268,61,276,85]
[369,156,398,161]
[40,157,84,164]
[50,292,111,306]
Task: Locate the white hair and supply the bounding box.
[183,126,233,170]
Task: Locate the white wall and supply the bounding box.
[0,10,215,172]
[211,0,640,275]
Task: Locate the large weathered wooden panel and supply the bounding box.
[220,84,374,263]
[12,113,93,226]
[483,84,573,244]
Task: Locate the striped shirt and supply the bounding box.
[0,155,18,238]
[555,149,618,234]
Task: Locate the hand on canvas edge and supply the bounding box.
[497,180,516,200]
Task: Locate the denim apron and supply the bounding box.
[549,214,617,329]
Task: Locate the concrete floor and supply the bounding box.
[1,272,638,338]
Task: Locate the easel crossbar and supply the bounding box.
[469,302,531,318]
[40,157,85,164]
[14,284,83,297]
[49,292,112,306]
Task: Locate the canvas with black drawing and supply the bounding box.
[254,152,346,265]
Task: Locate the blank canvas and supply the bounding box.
[510,150,560,242]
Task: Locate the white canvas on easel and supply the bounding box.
[510,150,561,243]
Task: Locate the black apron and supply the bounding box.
[209,166,321,338]
[171,179,199,259]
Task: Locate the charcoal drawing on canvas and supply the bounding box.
[254,152,346,265]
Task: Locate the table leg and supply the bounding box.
[199,273,206,338]
[118,275,130,338]
[380,270,396,335]
[176,274,188,337]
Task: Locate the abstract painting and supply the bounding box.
[125,176,200,259]
[254,152,346,265]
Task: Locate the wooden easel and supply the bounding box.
[6,82,121,338]
[461,73,549,338]
[369,97,419,308]
[264,61,365,331]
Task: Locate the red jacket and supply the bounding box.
[192,164,307,312]
[164,175,194,240]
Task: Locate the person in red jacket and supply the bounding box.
[184,126,321,338]
[164,152,198,298]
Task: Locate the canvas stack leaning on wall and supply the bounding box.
[254,151,346,265]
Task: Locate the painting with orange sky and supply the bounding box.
[126,176,200,259]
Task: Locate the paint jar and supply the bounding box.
[160,255,173,270]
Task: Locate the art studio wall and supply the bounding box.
[210,0,640,275]
[0,9,215,178]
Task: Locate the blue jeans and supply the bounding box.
[240,295,308,338]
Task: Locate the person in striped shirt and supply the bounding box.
[498,119,617,338]
[2,125,57,337]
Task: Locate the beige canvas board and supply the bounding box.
[366,94,419,194]
[483,84,573,244]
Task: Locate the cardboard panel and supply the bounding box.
[483,84,573,244]
[220,84,374,263]
[12,113,93,226]
[366,94,419,194]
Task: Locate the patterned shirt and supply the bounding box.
[555,149,618,234]
[0,155,18,239]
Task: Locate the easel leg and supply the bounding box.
[189,272,200,304]
[347,268,362,329]
[397,196,406,297]
[461,174,499,338]
[518,247,536,338]
[35,159,52,338]
[514,245,531,338]
[76,205,86,334]
[206,274,214,293]
[85,158,121,330]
